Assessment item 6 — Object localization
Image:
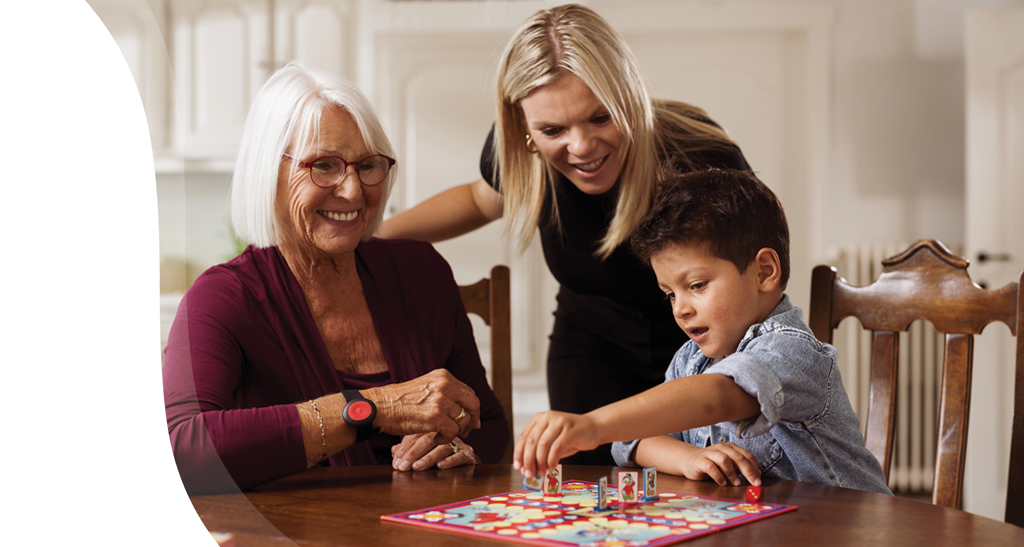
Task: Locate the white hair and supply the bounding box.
[231,62,397,247]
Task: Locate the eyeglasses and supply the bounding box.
[282,153,395,188]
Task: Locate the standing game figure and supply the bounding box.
[621,473,635,503]
[546,469,560,494]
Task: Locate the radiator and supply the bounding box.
[828,243,949,494]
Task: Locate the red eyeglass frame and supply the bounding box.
[281,153,395,187]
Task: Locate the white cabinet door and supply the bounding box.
[171,0,271,158]
[86,0,169,150]
[169,0,359,159]
[273,0,358,81]
[963,8,1024,523]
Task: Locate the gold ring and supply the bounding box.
[449,441,459,455]
[453,407,466,423]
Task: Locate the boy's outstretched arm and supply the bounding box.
[514,374,760,478]
[634,435,761,486]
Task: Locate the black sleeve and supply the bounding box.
[479,124,499,190]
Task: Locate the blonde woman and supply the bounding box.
[381,4,749,465]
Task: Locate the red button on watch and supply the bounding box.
[342,390,379,442]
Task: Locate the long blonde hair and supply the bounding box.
[494,4,737,259]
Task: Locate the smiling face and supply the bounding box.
[518,73,624,195]
[651,242,771,360]
[275,106,382,260]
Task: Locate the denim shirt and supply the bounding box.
[611,295,891,495]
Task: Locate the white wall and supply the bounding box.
[825,0,1020,254]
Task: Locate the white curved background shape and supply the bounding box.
[0,1,211,545]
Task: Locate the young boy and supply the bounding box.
[513,168,891,495]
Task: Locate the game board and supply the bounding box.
[382,480,796,546]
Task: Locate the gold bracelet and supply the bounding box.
[309,400,327,462]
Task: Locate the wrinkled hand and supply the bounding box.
[679,443,761,486]
[513,411,599,479]
[365,369,480,445]
[391,432,480,471]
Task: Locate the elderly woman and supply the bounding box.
[163,63,509,494]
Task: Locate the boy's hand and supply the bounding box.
[679,443,761,487]
[513,411,600,479]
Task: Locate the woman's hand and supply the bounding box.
[513,411,600,480]
[678,442,761,486]
[391,432,480,471]
[366,369,481,444]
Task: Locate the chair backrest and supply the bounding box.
[458,265,513,465]
[808,239,1024,525]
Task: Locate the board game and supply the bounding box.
[382,479,796,546]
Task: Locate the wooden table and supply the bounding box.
[190,465,1024,546]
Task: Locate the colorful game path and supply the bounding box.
[382,480,796,546]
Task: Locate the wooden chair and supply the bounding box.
[458,265,513,465]
[808,239,1024,525]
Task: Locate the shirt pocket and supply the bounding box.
[738,433,784,474]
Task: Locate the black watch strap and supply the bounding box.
[341,390,379,443]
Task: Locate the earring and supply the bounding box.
[525,134,539,154]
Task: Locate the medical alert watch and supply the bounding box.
[342,390,379,443]
[339,393,380,444]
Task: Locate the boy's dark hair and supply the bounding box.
[632,167,790,288]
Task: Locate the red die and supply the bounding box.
[746,485,763,502]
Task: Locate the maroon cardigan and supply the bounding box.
[163,239,509,494]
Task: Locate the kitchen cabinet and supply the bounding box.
[89,0,358,166]
[170,0,358,160]
[170,0,271,159]
[273,0,357,82]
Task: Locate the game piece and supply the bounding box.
[746,485,763,502]
[642,466,659,501]
[618,471,638,504]
[544,464,563,495]
[597,476,609,510]
[383,479,797,546]
[521,473,543,491]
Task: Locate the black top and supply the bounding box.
[480,124,750,344]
